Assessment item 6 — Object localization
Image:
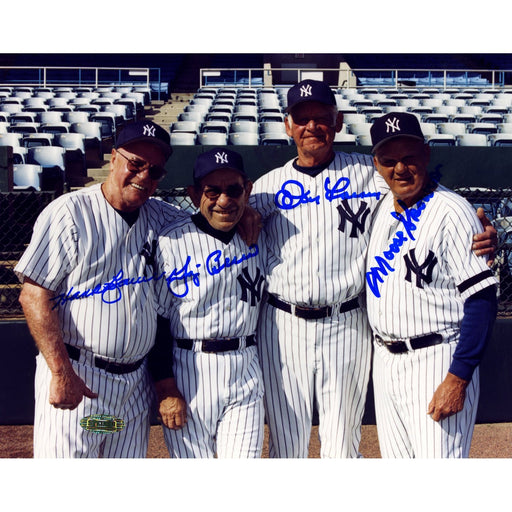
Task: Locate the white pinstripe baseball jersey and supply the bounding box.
[366,184,498,458]
[250,152,388,306]
[15,184,185,363]
[250,151,388,458]
[155,214,267,339]
[366,184,498,339]
[154,214,267,458]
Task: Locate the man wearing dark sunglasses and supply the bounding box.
[15,120,191,458]
[152,148,268,458]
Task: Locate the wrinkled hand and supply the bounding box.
[427,372,469,422]
[237,205,262,246]
[473,207,497,266]
[49,368,98,410]
[155,378,188,430]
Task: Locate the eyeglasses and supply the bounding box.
[116,149,167,181]
[202,183,246,200]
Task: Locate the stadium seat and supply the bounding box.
[424,134,457,146]
[40,122,71,134]
[229,132,259,145]
[437,123,467,135]
[347,123,372,136]
[178,111,206,123]
[333,133,357,144]
[37,111,64,124]
[21,133,54,148]
[13,164,43,190]
[170,121,200,134]
[488,134,512,146]
[55,133,87,180]
[170,132,197,146]
[456,134,489,146]
[200,121,230,134]
[467,122,498,135]
[70,122,103,161]
[10,112,38,123]
[8,122,40,134]
[259,122,288,136]
[230,121,259,134]
[197,132,228,145]
[26,146,67,192]
[356,134,373,146]
[64,111,90,124]
[260,135,292,146]
[0,132,23,147]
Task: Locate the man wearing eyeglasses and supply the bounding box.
[15,120,189,458]
[151,148,268,458]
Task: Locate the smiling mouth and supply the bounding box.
[131,183,145,191]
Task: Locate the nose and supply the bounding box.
[216,192,232,206]
[394,160,408,173]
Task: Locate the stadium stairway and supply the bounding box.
[82,92,194,187]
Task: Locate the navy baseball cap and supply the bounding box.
[193,148,248,183]
[370,112,425,153]
[286,79,337,112]
[115,120,172,159]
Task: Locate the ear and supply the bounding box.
[187,185,201,208]
[244,180,253,200]
[109,148,117,172]
[284,115,293,137]
[335,111,344,133]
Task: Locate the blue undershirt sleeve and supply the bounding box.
[449,285,498,381]
[147,314,174,381]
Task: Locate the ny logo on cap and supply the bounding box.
[143,124,156,137]
[215,151,229,165]
[385,117,400,133]
[300,84,313,97]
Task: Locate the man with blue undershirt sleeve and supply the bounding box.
[366,112,498,458]
[249,79,497,459]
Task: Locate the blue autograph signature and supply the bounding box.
[275,177,381,210]
[49,269,167,309]
[365,191,435,298]
[50,244,260,307]
[166,244,259,297]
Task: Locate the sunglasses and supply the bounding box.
[203,183,246,200]
[116,149,167,181]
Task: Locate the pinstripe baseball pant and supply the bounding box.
[163,345,265,458]
[372,339,479,458]
[257,302,373,458]
[33,354,153,458]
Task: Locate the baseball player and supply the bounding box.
[250,79,497,458]
[15,120,188,458]
[366,112,498,457]
[153,148,268,458]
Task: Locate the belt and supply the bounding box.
[65,344,145,375]
[375,333,443,354]
[267,293,359,320]
[175,335,256,353]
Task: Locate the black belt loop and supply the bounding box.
[267,293,359,320]
[175,335,256,353]
[64,343,145,374]
[375,333,443,354]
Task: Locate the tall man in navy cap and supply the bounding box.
[250,80,496,458]
[366,112,498,457]
[153,148,268,458]
[16,120,189,458]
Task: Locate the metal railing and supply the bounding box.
[199,67,512,90]
[0,66,163,99]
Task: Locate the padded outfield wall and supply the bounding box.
[1,145,511,424]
